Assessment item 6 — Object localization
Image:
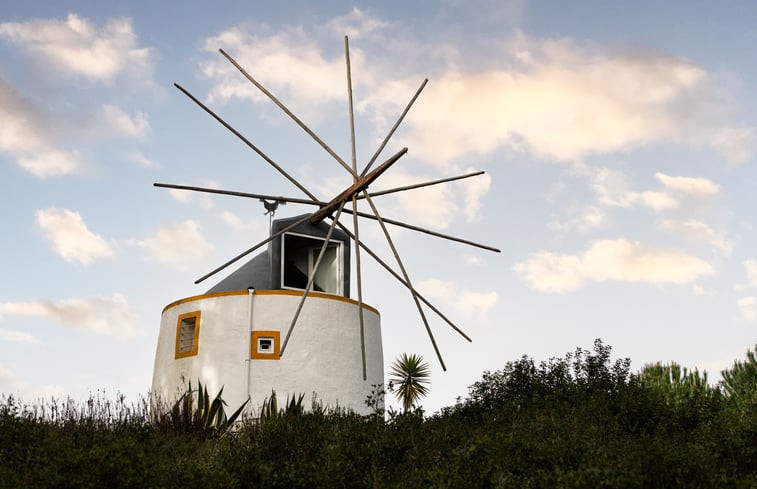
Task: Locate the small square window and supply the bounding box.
[251,330,280,360]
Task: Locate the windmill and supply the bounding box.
[151,37,499,413]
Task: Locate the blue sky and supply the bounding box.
[1,1,755,413]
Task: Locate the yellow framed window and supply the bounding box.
[251,330,280,360]
[175,311,201,359]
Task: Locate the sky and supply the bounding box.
[1,1,756,414]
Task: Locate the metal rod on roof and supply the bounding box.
[219,49,358,180]
[280,201,346,357]
[173,83,318,201]
[345,36,368,381]
[334,221,472,343]
[358,170,486,199]
[360,78,428,178]
[153,183,325,207]
[193,213,313,284]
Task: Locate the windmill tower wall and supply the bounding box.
[151,215,384,415]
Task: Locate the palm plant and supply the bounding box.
[388,353,431,412]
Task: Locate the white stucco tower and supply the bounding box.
[151,215,383,415]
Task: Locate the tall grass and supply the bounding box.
[1,390,151,428]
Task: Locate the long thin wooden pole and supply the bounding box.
[154,183,325,207]
[359,170,486,199]
[345,36,368,381]
[219,49,357,179]
[344,208,501,253]
[280,202,346,356]
[334,221,472,342]
[360,78,427,178]
[174,83,318,202]
[361,190,447,371]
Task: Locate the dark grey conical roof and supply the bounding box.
[204,250,271,293]
[204,214,351,296]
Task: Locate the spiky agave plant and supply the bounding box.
[257,390,305,425]
[161,380,248,435]
[388,353,431,412]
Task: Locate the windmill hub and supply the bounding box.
[309,147,407,224]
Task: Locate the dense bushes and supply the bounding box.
[1,340,755,488]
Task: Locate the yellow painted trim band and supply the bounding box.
[163,289,379,316]
[253,289,380,316]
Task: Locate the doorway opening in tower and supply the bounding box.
[281,232,343,295]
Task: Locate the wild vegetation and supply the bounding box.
[1,340,755,488]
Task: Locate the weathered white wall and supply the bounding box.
[151,290,383,415]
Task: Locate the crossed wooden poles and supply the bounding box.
[155,37,500,379]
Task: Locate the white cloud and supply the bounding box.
[591,168,679,211]
[549,205,606,233]
[655,172,720,199]
[416,278,498,316]
[737,296,757,321]
[0,75,83,177]
[219,211,262,232]
[590,168,719,213]
[460,171,492,221]
[710,127,754,164]
[464,254,482,265]
[16,148,82,178]
[0,294,138,341]
[201,27,347,122]
[199,23,751,167]
[0,328,40,344]
[131,151,156,168]
[132,220,214,270]
[401,35,752,165]
[659,219,732,255]
[591,168,640,208]
[692,284,715,297]
[745,259,757,287]
[514,239,714,293]
[168,181,217,209]
[0,14,153,81]
[101,105,150,139]
[325,7,390,39]
[638,191,679,211]
[36,208,114,264]
[514,252,584,293]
